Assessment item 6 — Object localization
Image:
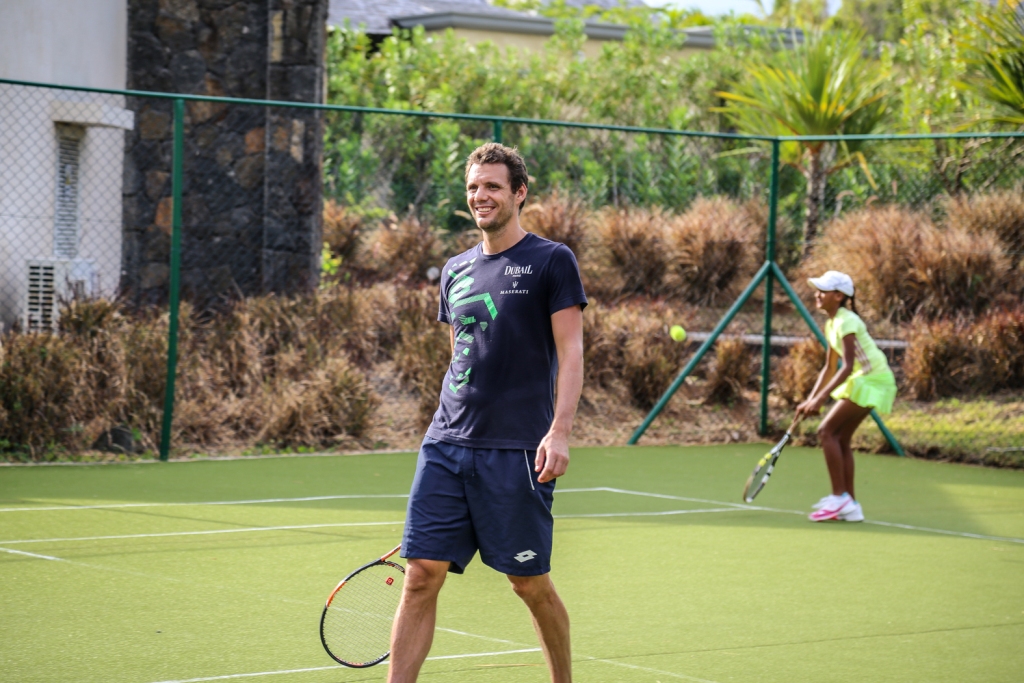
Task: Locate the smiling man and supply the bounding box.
[388,144,587,683]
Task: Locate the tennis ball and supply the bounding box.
[670,325,687,342]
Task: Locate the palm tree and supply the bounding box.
[717,29,891,254]
[963,1,1024,127]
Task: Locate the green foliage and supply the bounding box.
[961,1,1024,127]
[717,28,891,249]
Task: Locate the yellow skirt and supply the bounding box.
[831,370,897,414]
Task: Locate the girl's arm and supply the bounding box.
[798,334,856,415]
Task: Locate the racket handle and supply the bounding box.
[786,413,805,434]
[380,544,402,562]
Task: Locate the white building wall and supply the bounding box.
[0,0,130,329]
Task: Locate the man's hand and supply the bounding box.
[535,429,570,483]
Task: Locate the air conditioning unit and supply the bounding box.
[23,259,96,332]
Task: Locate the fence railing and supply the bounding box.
[1,77,1021,464]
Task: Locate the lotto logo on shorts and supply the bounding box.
[386,577,394,585]
[514,550,537,563]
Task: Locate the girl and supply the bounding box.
[797,271,897,523]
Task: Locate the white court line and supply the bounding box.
[601,487,1024,545]
[555,508,741,519]
[0,520,404,546]
[0,494,411,513]
[0,546,62,561]
[0,487,604,513]
[3,487,1021,546]
[149,649,542,683]
[579,655,720,683]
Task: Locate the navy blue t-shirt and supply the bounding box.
[425,233,588,450]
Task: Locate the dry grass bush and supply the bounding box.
[392,287,451,427]
[589,206,670,296]
[323,200,366,262]
[581,302,620,391]
[258,356,378,445]
[369,214,444,282]
[601,306,688,409]
[803,205,1013,321]
[944,189,1024,266]
[520,191,591,257]
[704,338,754,405]
[904,307,1024,400]
[664,197,764,305]
[776,338,826,405]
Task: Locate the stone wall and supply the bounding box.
[122,0,327,306]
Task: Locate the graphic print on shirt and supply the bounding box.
[446,258,498,395]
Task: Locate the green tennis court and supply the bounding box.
[2,445,1022,683]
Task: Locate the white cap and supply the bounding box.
[808,271,854,296]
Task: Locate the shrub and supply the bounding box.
[664,197,763,305]
[520,191,591,257]
[776,338,826,405]
[944,188,1024,266]
[605,306,688,409]
[704,338,754,404]
[392,287,450,427]
[903,308,1024,400]
[581,302,621,390]
[258,356,378,445]
[0,332,83,455]
[323,200,366,262]
[802,205,1013,320]
[589,206,669,296]
[369,214,444,282]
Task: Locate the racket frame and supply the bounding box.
[320,544,404,668]
[742,415,803,503]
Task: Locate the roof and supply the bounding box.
[328,0,643,36]
[326,0,801,49]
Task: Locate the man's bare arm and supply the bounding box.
[535,305,584,483]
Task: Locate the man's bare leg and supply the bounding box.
[388,559,449,683]
[507,573,571,683]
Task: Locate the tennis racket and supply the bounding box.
[742,415,804,503]
[320,544,404,668]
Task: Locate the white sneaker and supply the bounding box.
[809,493,856,521]
[812,495,836,510]
[839,501,864,522]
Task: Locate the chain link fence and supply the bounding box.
[0,78,1020,464]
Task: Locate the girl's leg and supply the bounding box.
[817,400,872,496]
[835,404,871,500]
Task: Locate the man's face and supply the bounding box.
[465,163,525,233]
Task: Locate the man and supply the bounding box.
[388,143,586,683]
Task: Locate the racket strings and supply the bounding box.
[322,563,404,666]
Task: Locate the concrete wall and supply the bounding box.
[0,1,130,330]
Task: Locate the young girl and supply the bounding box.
[797,271,897,523]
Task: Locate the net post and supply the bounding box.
[628,262,771,445]
[159,98,185,462]
[770,263,905,457]
[759,139,781,436]
[492,119,503,143]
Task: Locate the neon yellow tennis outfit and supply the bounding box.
[825,307,897,414]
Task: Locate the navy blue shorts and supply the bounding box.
[402,437,556,576]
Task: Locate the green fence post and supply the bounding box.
[159,98,185,462]
[759,140,780,436]
[770,263,905,456]
[628,262,771,445]
[492,119,503,144]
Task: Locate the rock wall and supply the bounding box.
[122,0,327,305]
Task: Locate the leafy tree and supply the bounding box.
[717,29,891,253]
[962,0,1024,127]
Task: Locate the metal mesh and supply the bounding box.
[0,77,1021,464]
